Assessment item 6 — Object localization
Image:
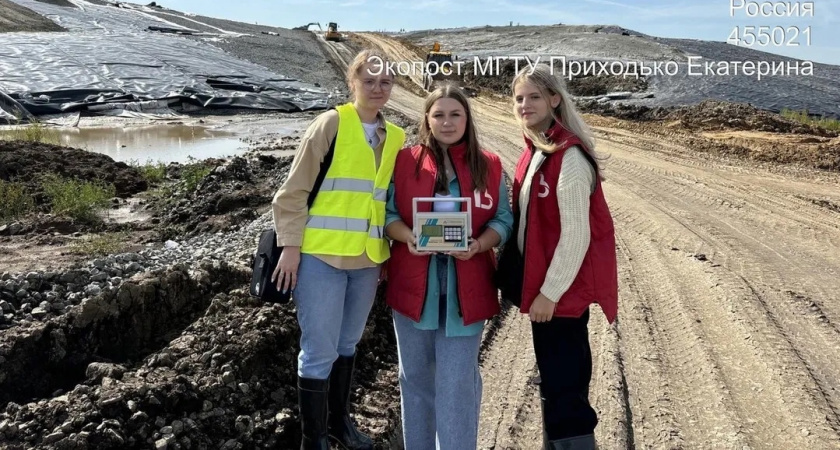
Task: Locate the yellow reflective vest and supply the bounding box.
[301,103,405,263]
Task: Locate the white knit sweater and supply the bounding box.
[517,146,595,302]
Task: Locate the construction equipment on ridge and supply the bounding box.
[325,22,342,42]
[422,42,461,91]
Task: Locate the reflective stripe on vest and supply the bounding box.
[319,178,387,201]
[306,215,385,239]
[300,102,405,262]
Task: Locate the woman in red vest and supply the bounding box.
[384,84,513,450]
[497,65,618,449]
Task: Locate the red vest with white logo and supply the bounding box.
[386,143,502,325]
[512,123,618,323]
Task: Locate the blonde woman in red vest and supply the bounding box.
[271,49,406,450]
[497,64,618,449]
[384,84,513,450]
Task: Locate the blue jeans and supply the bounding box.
[393,308,483,450]
[293,253,380,379]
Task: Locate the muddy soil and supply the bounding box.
[0,141,148,199]
[141,152,293,240]
[0,207,403,449]
[585,102,840,172]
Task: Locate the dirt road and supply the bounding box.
[343,32,840,449]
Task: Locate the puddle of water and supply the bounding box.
[12,124,244,164]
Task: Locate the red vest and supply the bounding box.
[512,123,618,323]
[386,142,503,325]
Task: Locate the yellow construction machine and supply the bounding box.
[325,22,342,42]
[422,42,461,91]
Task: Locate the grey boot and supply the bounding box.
[546,433,596,450]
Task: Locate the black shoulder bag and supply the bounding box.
[249,138,336,304]
[493,214,525,307]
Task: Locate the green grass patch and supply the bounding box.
[128,158,168,184]
[41,174,116,223]
[0,120,61,145]
[781,109,840,132]
[0,180,34,221]
[69,232,128,256]
[181,158,213,191]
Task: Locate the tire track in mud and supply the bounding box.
[474,305,540,450]
[604,143,840,447]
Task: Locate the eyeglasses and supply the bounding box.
[361,79,394,91]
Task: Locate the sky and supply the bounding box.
[162,0,840,65]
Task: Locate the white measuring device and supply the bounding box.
[412,197,472,252]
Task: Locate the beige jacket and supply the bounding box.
[271,108,387,270]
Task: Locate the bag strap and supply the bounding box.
[306,126,337,208]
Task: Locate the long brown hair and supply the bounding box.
[416,83,488,192]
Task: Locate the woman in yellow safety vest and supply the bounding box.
[270,48,406,450]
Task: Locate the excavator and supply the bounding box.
[422,42,461,91]
[292,22,322,31]
[325,22,342,42]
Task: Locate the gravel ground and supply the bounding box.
[0,0,64,32]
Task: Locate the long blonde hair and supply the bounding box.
[346,48,393,99]
[511,64,605,174]
[417,83,488,192]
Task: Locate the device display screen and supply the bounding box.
[422,224,443,237]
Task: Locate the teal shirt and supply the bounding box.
[385,172,514,337]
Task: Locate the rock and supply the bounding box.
[91,272,109,282]
[31,307,48,319]
[85,284,102,297]
[171,420,184,435]
[221,371,235,384]
[86,363,126,383]
[8,223,22,235]
[43,431,66,444]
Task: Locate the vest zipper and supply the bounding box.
[445,150,464,319]
[519,149,540,304]
[419,154,436,318]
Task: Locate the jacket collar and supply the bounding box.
[444,139,468,158]
[524,119,575,153]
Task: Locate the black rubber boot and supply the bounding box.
[546,434,596,450]
[298,377,330,450]
[327,354,374,450]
